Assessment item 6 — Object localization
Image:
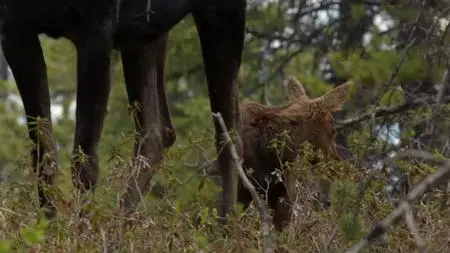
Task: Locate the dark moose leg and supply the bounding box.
[1,27,58,219]
[70,28,114,215]
[119,34,174,214]
[155,37,176,149]
[237,179,253,212]
[193,2,246,222]
[269,172,297,231]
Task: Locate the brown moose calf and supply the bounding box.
[237,76,352,231]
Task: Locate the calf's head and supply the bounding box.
[278,76,352,162]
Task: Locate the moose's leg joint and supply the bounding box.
[70,27,114,214]
[119,35,169,216]
[193,3,246,223]
[2,25,59,219]
[118,125,165,216]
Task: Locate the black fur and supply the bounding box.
[0,0,246,223]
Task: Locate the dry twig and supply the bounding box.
[336,95,450,129]
[404,205,425,253]
[99,227,108,253]
[346,149,450,253]
[212,112,274,253]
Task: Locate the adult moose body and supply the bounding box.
[0,0,245,222]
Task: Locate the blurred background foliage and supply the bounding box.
[0,0,449,195]
[0,0,449,251]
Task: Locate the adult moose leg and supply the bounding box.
[1,26,58,219]
[193,1,246,222]
[156,39,176,149]
[70,27,115,215]
[119,34,174,214]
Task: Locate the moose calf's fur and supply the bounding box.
[0,0,245,222]
[237,76,352,231]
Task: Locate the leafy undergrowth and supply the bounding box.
[0,138,448,253]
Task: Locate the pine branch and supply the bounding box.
[336,95,450,129]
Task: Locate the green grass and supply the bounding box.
[0,134,448,253]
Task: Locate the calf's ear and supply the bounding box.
[286,75,309,101]
[314,80,353,112]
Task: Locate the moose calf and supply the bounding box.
[237,76,352,231]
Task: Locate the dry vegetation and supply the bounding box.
[0,128,448,253]
[1,2,450,252]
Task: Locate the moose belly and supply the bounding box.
[3,0,116,39]
[115,0,191,47]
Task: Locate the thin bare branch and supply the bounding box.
[99,227,108,253]
[212,112,274,253]
[383,149,448,165]
[346,150,450,253]
[336,95,450,129]
[404,205,425,253]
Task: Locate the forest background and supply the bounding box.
[0,0,449,252]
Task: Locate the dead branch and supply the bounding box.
[346,149,450,253]
[384,149,449,165]
[336,95,450,129]
[212,112,274,253]
[404,205,425,253]
[99,227,108,253]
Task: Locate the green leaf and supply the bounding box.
[20,218,48,246]
[0,240,13,253]
[194,232,210,250]
[339,213,364,244]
